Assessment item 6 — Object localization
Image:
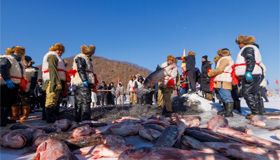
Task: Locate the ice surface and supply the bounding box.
[1,95,280,160]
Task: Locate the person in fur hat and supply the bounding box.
[42,43,66,123]
[0,46,25,126]
[235,35,263,119]
[127,75,137,105]
[176,51,196,93]
[208,48,234,117]
[201,55,213,100]
[160,55,177,116]
[72,45,95,122]
[10,55,38,121]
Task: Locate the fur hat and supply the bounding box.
[187,51,196,56]
[22,55,35,67]
[6,46,25,55]
[236,35,255,45]
[49,43,65,53]
[217,48,231,57]
[167,55,175,62]
[214,55,220,64]
[81,45,95,55]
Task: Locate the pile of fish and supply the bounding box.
[1,114,280,160]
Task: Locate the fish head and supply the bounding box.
[7,132,27,149]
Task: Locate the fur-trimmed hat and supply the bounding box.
[187,51,196,56]
[236,35,255,45]
[6,46,25,55]
[81,45,95,55]
[22,55,35,67]
[214,55,220,64]
[167,55,175,62]
[49,43,65,53]
[217,48,231,57]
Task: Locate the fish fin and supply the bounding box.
[156,65,162,70]
[33,153,40,160]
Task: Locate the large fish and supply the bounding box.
[174,113,187,143]
[105,123,143,136]
[204,142,276,160]
[184,128,226,142]
[143,124,165,132]
[112,117,142,123]
[247,119,266,128]
[64,135,103,149]
[231,126,253,135]
[181,116,201,127]
[206,115,229,132]
[118,147,228,160]
[143,63,178,88]
[216,127,280,150]
[153,125,178,147]
[181,135,217,154]
[33,137,77,160]
[33,135,49,147]
[72,124,92,138]
[1,128,37,149]
[52,119,72,131]
[264,116,280,120]
[139,128,161,141]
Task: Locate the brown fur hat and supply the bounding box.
[236,35,255,45]
[81,45,95,55]
[214,55,220,64]
[217,48,231,57]
[49,43,65,53]
[6,46,25,55]
[167,55,175,62]
[187,51,196,56]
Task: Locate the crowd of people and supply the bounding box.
[0,34,270,126]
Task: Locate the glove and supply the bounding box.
[245,71,253,82]
[83,81,88,87]
[6,79,15,89]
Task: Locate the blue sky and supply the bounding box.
[1,0,279,90]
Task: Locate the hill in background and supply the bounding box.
[37,55,152,89]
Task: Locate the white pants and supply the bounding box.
[91,92,97,106]
[117,95,124,106]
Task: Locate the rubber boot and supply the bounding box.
[20,106,30,121]
[4,107,16,124]
[46,107,57,123]
[42,106,47,120]
[221,102,234,117]
[75,105,82,122]
[1,108,7,127]
[234,100,241,114]
[260,99,266,113]
[217,102,226,115]
[81,104,91,121]
[10,106,20,120]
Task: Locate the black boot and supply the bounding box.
[42,106,46,120]
[81,104,91,121]
[217,102,226,115]
[221,102,234,117]
[4,107,16,124]
[260,99,266,114]
[46,107,57,123]
[75,105,81,122]
[234,100,241,114]
[1,108,7,127]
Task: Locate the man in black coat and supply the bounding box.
[177,51,197,93]
[200,55,212,100]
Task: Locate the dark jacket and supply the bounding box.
[34,84,44,97]
[201,61,212,92]
[185,55,196,71]
[75,57,93,83]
